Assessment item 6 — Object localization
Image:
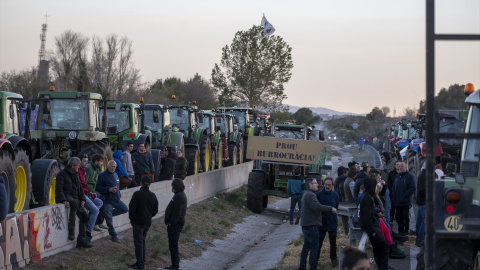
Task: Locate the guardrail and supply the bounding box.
[1,161,253,269]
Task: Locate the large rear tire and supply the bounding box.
[200,136,211,172]
[31,159,60,207]
[243,138,249,162]
[227,144,237,166]
[185,148,199,176]
[434,239,473,270]
[0,151,15,213]
[12,149,32,213]
[216,141,223,169]
[247,171,264,213]
[237,138,244,164]
[151,149,162,182]
[210,146,216,171]
[81,141,113,171]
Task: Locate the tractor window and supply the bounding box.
[462,106,480,163]
[439,118,465,146]
[216,116,229,135]
[100,108,131,134]
[232,111,246,131]
[198,114,210,133]
[275,130,302,139]
[170,108,190,132]
[38,99,89,130]
[5,99,20,134]
[141,109,163,133]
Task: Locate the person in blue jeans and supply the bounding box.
[299,178,336,270]
[287,167,304,225]
[96,160,129,243]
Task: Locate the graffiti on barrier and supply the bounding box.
[43,212,52,250]
[51,206,65,231]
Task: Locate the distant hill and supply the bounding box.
[287,105,364,116]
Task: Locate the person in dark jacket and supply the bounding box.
[96,160,129,243]
[316,177,339,267]
[113,150,131,189]
[127,176,159,270]
[360,177,389,270]
[55,157,92,248]
[287,167,304,225]
[299,178,336,270]
[415,164,426,247]
[334,166,347,202]
[164,178,187,270]
[131,143,155,185]
[391,162,416,237]
[0,176,8,221]
[174,149,188,180]
[387,160,401,223]
[353,162,370,201]
[160,146,178,181]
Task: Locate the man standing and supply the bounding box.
[387,160,401,223]
[353,162,370,202]
[415,164,426,247]
[159,146,178,181]
[164,179,187,270]
[127,176,159,270]
[391,162,416,240]
[55,157,92,248]
[77,153,103,245]
[287,167,304,225]
[96,160,129,243]
[298,178,337,270]
[174,149,188,180]
[84,154,107,231]
[316,177,339,267]
[132,143,155,184]
[122,142,136,187]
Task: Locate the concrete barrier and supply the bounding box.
[0,161,253,270]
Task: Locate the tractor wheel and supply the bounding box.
[0,151,15,213]
[12,149,32,213]
[31,159,60,207]
[237,138,244,164]
[81,141,113,171]
[151,149,162,182]
[185,148,199,176]
[247,171,265,213]
[227,144,237,166]
[210,147,216,171]
[216,141,223,169]
[243,138,249,162]
[435,239,473,270]
[200,136,211,172]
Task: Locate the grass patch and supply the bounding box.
[218,219,230,227]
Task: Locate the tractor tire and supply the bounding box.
[0,151,15,213]
[185,148,199,176]
[200,136,211,173]
[237,138,244,164]
[81,141,113,171]
[216,141,223,169]
[211,147,217,171]
[31,159,60,207]
[227,144,237,166]
[247,171,264,213]
[12,149,32,213]
[435,239,473,270]
[151,149,161,182]
[243,138,249,162]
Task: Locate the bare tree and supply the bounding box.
[381,106,391,118]
[50,30,89,91]
[0,67,40,98]
[402,106,417,120]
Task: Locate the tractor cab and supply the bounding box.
[138,104,169,150]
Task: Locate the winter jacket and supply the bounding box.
[113,150,129,179]
[287,175,304,196]
[129,186,159,226]
[160,151,178,181]
[0,176,7,221]
[391,171,416,206]
[316,189,339,232]
[174,157,188,180]
[96,169,121,204]
[300,189,332,227]
[165,191,187,226]
[131,150,155,175]
[343,177,355,203]
[78,167,91,196]
[360,177,379,236]
[55,168,86,203]
[334,175,346,202]
[353,171,367,201]
[387,170,398,192]
[122,150,135,176]
[84,161,101,194]
[416,169,426,206]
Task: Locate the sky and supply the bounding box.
[0,0,479,115]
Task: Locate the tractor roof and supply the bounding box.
[0,91,23,100]
[465,89,480,106]
[37,91,102,100]
[201,110,216,116]
[276,123,305,130]
[218,107,252,111]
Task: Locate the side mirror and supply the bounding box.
[153,110,159,123]
[115,102,121,112]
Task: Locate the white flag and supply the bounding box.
[261,15,275,36]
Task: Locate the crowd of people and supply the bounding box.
[54,143,188,270]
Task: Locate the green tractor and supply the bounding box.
[198,109,223,170]
[100,100,162,181]
[247,123,328,213]
[0,91,34,213]
[215,109,243,167]
[218,106,256,161]
[29,88,112,206]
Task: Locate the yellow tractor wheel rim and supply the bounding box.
[14,165,27,212]
[205,144,210,172]
[233,149,237,165]
[218,146,222,168]
[239,144,243,163]
[49,177,57,205]
[195,153,199,174]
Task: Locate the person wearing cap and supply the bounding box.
[159,146,178,181]
[391,162,416,240]
[164,179,187,270]
[127,176,159,270]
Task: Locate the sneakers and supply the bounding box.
[76,238,93,249]
[97,224,108,229]
[86,236,93,246]
[93,225,103,231]
[68,231,75,241]
[126,263,144,269]
[415,237,424,247]
[290,220,293,225]
[111,236,120,243]
[390,244,406,259]
[295,216,300,225]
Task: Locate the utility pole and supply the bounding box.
[37,14,50,89]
